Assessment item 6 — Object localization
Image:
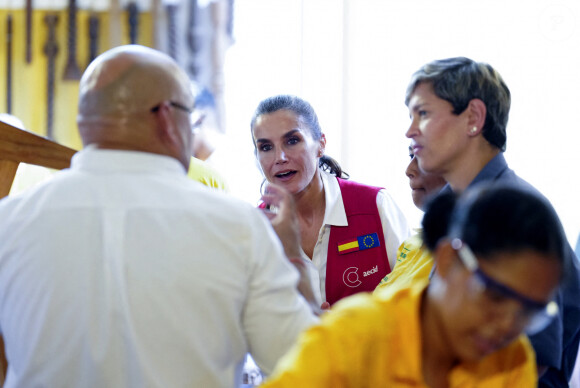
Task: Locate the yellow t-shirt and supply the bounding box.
[187,157,229,192]
[375,232,433,291]
[262,281,537,387]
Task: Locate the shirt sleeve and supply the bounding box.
[376,189,412,270]
[242,210,319,376]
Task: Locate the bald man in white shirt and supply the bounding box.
[0,45,317,388]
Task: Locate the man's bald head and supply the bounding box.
[78,45,192,122]
[77,45,193,169]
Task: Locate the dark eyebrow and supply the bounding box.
[282,129,300,139]
[409,103,427,119]
[256,129,301,144]
[410,103,426,112]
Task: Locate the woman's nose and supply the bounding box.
[405,121,417,139]
[275,149,287,164]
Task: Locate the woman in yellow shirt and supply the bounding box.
[261,184,568,387]
[377,144,446,289]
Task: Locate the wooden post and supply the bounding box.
[0,160,19,198]
[0,118,76,199]
[0,335,6,387]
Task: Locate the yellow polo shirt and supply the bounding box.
[375,232,433,291]
[187,157,229,192]
[262,281,537,387]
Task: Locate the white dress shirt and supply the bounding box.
[0,147,317,388]
[301,171,411,306]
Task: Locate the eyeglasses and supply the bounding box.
[190,112,206,131]
[150,101,193,114]
[451,238,558,335]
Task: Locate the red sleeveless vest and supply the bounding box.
[258,177,391,306]
[325,178,390,305]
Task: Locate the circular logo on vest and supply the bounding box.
[343,266,362,288]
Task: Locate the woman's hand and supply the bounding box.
[261,183,326,314]
[260,182,301,258]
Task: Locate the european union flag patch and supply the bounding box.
[337,233,380,255]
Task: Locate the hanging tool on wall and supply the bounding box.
[6,13,13,113]
[87,12,99,65]
[127,1,139,44]
[43,14,59,139]
[186,0,198,78]
[25,0,33,63]
[63,0,81,80]
[166,1,178,60]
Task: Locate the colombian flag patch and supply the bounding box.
[337,233,380,255]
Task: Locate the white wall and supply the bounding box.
[222,0,580,246]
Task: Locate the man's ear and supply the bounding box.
[466,99,486,135]
[154,102,181,146]
[433,238,457,279]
